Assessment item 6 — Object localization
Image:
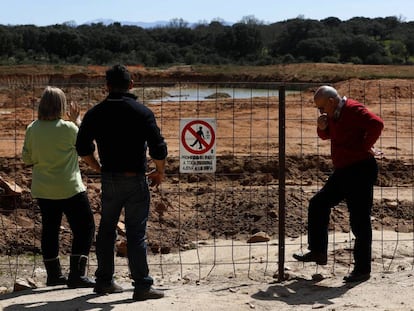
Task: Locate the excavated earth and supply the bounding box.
[0,68,413,258]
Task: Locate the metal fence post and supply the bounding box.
[278,85,286,282]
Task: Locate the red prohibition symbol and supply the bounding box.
[181,120,215,155]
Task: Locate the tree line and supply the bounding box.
[1,15,413,66]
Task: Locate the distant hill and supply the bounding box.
[84,18,169,28]
[83,18,233,28]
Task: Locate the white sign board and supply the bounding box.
[180,118,216,173]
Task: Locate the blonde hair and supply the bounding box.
[38,86,66,120]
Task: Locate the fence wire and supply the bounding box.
[0,79,413,290]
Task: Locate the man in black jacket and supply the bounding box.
[76,64,168,300]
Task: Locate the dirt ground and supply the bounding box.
[0,232,413,311]
[0,76,413,309]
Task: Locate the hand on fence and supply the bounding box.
[147,169,165,189]
[369,146,384,157]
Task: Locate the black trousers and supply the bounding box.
[38,192,95,260]
[307,157,378,273]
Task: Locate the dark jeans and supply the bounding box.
[307,157,378,273]
[38,192,95,260]
[95,173,153,290]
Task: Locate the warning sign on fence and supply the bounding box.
[180,118,216,173]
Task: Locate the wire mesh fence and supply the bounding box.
[0,79,413,289]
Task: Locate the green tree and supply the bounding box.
[296,37,337,61]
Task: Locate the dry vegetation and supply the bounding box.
[1,63,414,83]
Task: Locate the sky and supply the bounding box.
[1,0,414,26]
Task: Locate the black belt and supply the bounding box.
[102,171,141,176]
[123,171,140,176]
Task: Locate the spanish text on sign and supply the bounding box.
[179,118,216,173]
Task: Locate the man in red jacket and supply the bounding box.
[293,85,384,283]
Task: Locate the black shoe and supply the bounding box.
[46,275,67,286]
[133,287,164,301]
[67,276,96,288]
[343,271,370,283]
[67,255,95,288]
[93,282,123,294]
[44,258,67,286]
[293,251,327,265]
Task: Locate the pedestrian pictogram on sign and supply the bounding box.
[180,118,216,173]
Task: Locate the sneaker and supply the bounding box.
[292,251,328,265]
[343,271,370,283]
[133,287,164,301]
[93,282,123,294]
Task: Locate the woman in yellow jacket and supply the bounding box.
[22,86,95,288]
